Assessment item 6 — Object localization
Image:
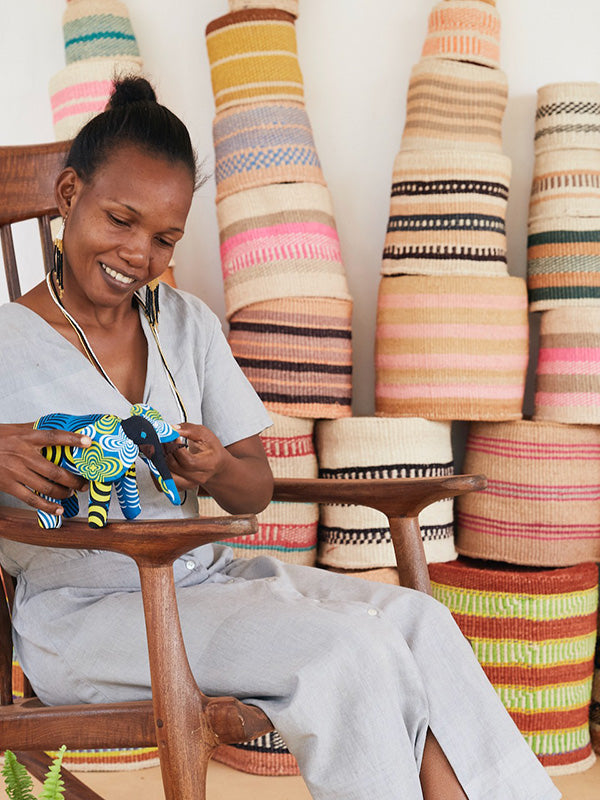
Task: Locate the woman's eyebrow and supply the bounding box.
[110,200,185,233]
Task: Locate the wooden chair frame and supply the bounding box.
[0,141,486,799]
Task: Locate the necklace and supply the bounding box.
[45,271,188,422]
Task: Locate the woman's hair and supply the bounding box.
[65,76,200,187]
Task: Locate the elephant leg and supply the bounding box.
[62,493,80,519]
[87,480,112,528]
[115,466,142,520]
[36,495,64,530]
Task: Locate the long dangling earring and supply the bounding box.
[144,277,160,327]
[53,216,66,298]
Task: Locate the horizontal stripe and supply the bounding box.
[50,79,113,109]
[529,229,600,245]
[376,353,527,370]
[466,435,600,460]
[535,387,600,406]
[377,292,525,310]
[230,321,351,339]
[376,384,524,400]
[455,615,597,643]
[484,478,600,501]
[391,180,508,199]
[537,360,600,376]
[377,323,527,338]
[53,100,106,124]
[458,511,600,541]
[258,391,351,405]
[383,247,506,263]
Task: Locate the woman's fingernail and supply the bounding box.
[55,507,64,515]
[81,436,92,446]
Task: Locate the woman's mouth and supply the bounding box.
[100,262,135,285]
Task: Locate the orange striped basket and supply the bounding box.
[429,558,598,775]
[529,150,600,221]
[534,82,600,154]
[421,0,502,69]
[591,592,600,755]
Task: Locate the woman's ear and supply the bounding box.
[54,167,80,217]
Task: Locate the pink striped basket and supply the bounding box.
[421,0,502,69]
[456,420,600,565]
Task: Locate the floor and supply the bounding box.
[1,753,598,799]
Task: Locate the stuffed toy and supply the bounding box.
[34,403,181,529]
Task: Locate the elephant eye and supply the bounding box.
[141,431,147,439]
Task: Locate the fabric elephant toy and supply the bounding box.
[34,403,181,529]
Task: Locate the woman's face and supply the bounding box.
[55,144,194,313]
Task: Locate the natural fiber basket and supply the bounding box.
[62,0,140,63]
[529,149,600,220]
[228,0,299,16]
[430,558,598,774]
[421,0,502,69]
[381,150,511,277]
[591,591,600,755]
[534,82,600,154]
[527,216,600,310]
[315,417,456,568]
[228,297,353,419]
[534,307,600,424]
[456,420,600,565]
[402,59,507,153]
[217,183,351,319]
[375,274,528,420]
[213,102,325,201]
[206,9,303,112]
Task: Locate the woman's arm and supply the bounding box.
[165,424,273,515]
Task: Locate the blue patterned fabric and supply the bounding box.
[34,404,180,529]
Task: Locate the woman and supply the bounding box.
[0,78,560,800]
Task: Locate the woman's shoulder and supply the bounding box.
[158,284,219,327]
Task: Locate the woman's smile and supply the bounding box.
[99,262,136,287]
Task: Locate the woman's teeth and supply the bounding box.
[101,263,134,285]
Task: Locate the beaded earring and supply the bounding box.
[144,277,160,327]
[53,216,66,298]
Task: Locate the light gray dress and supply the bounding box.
[0,287,560,800]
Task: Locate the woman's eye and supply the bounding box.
[108,213,128,226]
[156,237,174,248]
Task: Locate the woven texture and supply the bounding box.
[197,412,318,565]
[402,59,508,153]
[456,420,600,565]
[381,151,511,277]
[375,275,528,421]
[206,9,303,112]
[534,307,600,424]
[213,102,325,201]
[228,297,353,419]
[527,216,600,310]
[315,417,456,568]
[228,0,299,15]
[48,56,143,140]
[214,730,299,776]
[421,0,502,69]
[62,0,140,63]
[535,82,600,154]
[591,590,600,755]
[430,559,598,774]
[217,183,351,319]
[529,150,600,220]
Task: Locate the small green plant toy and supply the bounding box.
[1,746,66,800]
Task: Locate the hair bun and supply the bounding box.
[108,76,157,108]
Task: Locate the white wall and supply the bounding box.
[2,0,599,418]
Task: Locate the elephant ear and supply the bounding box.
[130,404,180,443]
[120,416,181,506]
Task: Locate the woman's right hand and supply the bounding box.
[0,423,92,516]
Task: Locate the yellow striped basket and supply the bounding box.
[591,593,600,755]
[534,82,600,154]
[421,0,502,69]
[529,150,600,221]
[375,274,529,421]
[62,0,140,64]
[381,151,511,277]
[456,420,600,565]
[216,183,351,319]
[534,307,600,424]
[401,59,508,153]
[315,417,456,568]
[206,8,303,112]
[429,558,598,775]
[228,297,353,419]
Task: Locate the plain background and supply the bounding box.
[1,0,599,423]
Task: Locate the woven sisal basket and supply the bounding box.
[228,297,353,419]
[62,0,140,64]
[228,0,299,15]
[456,419,600,565]
[534,82,600,154]
[430,559,598,774]
[529,149,600,221]
[375,274,528,420]
[217,183,351,319]
[402,59,508,153]
[206,9,303,112]
[315,417,456,568]
[381,151,511,277]
[534,307,600,424]
[421,0,502,69]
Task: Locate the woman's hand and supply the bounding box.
[166,423,273,515]
[0,423,91,516]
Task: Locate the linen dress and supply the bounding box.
[0,286,560,800]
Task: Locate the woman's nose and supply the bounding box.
[119,234,151,269]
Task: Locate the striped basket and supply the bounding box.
[375,274,529,421]
[197,412,318,565]
[534,82,600,154]
[527,216,600,311]
[217,183,351,319]
[401,59,508,153]
[315,417,456,569]
[228,0,299,16]
[421,0,502,69]
[381,151,511,277]
[213,102,325,202]
[429,559,598,775]
[214,729,299,776]
[228,297,353,419]
[456,420,600,565]
[62,0,140,64]
[534,307,600,424]
[206,9,303,112]
[529,150,600,221]
[48,56,143,140]
[591,587,600,756]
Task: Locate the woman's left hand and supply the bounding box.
[165,423,227,490]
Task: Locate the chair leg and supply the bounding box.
[387,516,432,594]
[13,751,105,800]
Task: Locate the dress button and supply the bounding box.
[367,608,378,617]
[185,560,195,570]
